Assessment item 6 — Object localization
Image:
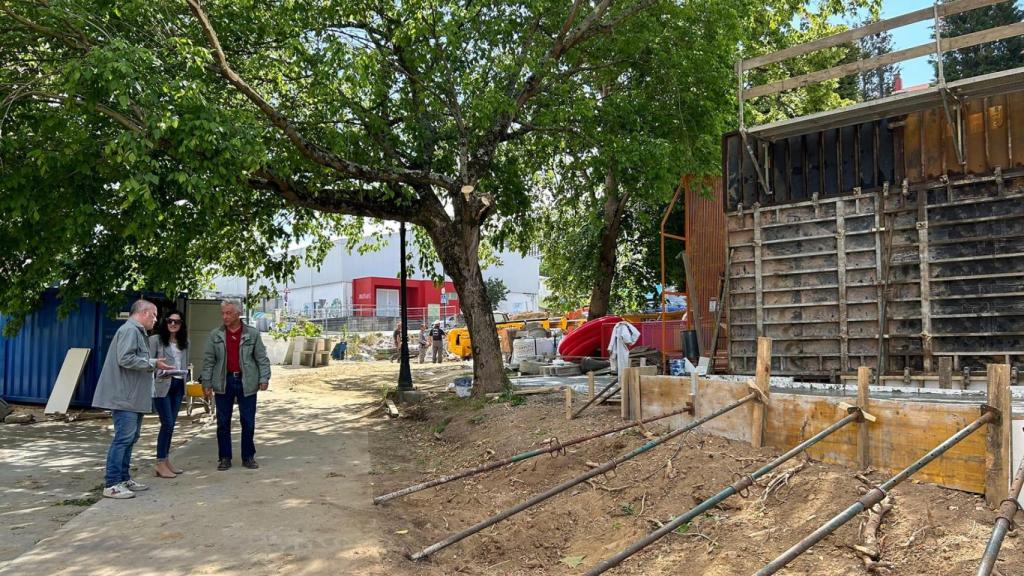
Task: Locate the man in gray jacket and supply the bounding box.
[201,299,271,471]
[93,299,172,499]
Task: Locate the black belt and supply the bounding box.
[227,371,243,377]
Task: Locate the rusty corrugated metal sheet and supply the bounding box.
[724,89,1024,208]
[684,176,727,355]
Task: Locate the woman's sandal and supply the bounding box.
[153,466,177,479]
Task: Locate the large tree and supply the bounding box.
[541,0,875,316]
[1,0,671,393]
[937,0,1024,82]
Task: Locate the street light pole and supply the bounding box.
[398,221,413,390]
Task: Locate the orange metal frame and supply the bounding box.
[659,178,689,371]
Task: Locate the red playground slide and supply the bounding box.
[557,315,623,358]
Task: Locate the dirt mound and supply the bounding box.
[368,394,1024,575]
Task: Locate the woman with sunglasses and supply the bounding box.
[149,311,189,478]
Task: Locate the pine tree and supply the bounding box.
[859,25,899,99]
[938,1,1024,81]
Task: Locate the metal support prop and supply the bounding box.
[408,392,758,561]
[755,405,998,576]
[585,408,864,576]
[374,401,690,505]
[977,456,1024,576]
[572,377,619,419]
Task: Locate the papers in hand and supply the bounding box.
[157,369,189,378]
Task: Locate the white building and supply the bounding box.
[209,232,541,316]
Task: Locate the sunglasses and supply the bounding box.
[166,319,182,325]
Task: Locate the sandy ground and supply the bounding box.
[3,360,1023,575]
[0,360,468,576]
[0,404,210,569]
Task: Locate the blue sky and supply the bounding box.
[878,0,1024,86]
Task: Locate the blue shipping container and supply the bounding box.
[0,291,126,407]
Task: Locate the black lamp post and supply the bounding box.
[398,221,413,390]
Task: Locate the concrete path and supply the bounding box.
[0,388,386,576]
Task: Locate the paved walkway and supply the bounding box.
[0,388,386,576]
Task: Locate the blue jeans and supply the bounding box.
[153,377,185,460]
[215,374,257,461]
[105,410,144,487]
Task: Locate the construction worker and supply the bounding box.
[429,321,446,363]
[418,323,429,364]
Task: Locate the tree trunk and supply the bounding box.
[422,205,507,395]
[587,169,626,320]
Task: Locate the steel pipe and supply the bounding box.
[374,403,691,505]
[755,407,996,576]
[407,392,758,561]
[586,409,862,575]
[978,455,1024,576]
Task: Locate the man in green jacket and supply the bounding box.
[200,299,271,471]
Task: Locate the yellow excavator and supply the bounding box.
[446,312,588,359]
[447,309,685,359]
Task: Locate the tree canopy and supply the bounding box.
[538,0,876,315]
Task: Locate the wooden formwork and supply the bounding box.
[723,90,1024,378]
[626,371,1019,495]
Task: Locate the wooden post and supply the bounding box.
[938,356,952,389]
[751,337,772,448]
[630,371,642,422]
[621,367,631,421]
[587,371,595,397]
[985,363,1011,508]
[564,387,573,420]
[857,366,871,470]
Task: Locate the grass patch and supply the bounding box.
[493,391,526,406]
[432,416,453,435]
[54,496,99,507]
[469,414,487,425]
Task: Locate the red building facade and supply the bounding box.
[351,276,460,321]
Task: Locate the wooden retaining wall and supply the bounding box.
[625,371,1008,495]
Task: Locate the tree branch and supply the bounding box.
[185,0,455,191]
[250,169,427,223]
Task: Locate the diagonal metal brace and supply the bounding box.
[740,130,773,198]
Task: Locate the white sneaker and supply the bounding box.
[123,479,149,492]
[102,484,136,499]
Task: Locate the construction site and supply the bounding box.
[2,1,1024,575]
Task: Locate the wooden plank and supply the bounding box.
[630,369,642,422]
[986,363,1011,507]
[905,111,924,183]
[565,387,573,420]
[1010,90,1024,168]
[966,97,989,175]
[752,337,772,448]
[587,371,595,397]
[637,375,693,425]
[923,108,946,180]
[938,356,953,389]
[987,94,1011,170]
[837,201,849,372]
[764,392,987,493]
[44,348,91,415]
[740,0,1007,70]
[745,22,1024,99]
[620,367,631,420]
[917,193,934,372]
[857,366,871,470]
[754,207,764,337]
